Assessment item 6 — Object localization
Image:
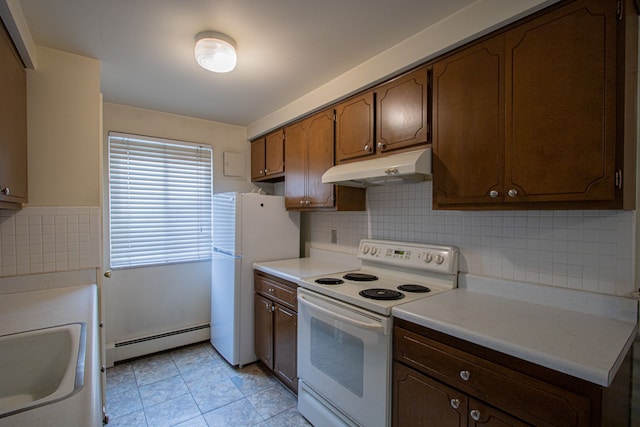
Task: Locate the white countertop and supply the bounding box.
[392,274,638,387]
[0,285,101,427]
[253,251,360,283]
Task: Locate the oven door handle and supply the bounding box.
[298,294,386,334]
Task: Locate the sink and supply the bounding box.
[0,322,86,418]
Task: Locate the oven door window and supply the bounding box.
[310,317,363,397]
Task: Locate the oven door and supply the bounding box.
[297,288,392,427]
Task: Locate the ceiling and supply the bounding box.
[16,0,478,127]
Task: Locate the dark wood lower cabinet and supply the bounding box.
[253,270,298,393]
[393,319,630,427]
[254,294,274,367]
[273,304,297,389]
[393,362,530,427]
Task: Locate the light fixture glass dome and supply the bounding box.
[194,31,237,73]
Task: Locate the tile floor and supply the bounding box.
[105,341,312,427]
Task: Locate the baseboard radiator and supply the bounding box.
[106,323,210,366]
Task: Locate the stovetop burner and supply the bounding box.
[315,278,344,285]
[343,273,379,282]
[397,284,431,293]
[359,288,405,300]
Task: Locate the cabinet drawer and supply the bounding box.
[254,273,297,310]
[394,327,591,426]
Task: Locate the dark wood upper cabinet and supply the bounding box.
[433,0,637,210]
[284,110,334,209]
[432,36,505,206]
[504,0,617,204]
[376,67,430,154]
[335,67,430,164]
[285,109,365,211]
[335,91,375,164]
[251,129,285,182]
[0,21,27,207]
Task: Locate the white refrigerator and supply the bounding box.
[211,192,300,366]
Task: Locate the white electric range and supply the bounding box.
[296,239,458,427]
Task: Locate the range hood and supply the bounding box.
[322,148,431,188]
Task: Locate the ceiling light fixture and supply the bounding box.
[194,31,237,73]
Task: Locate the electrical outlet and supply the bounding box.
[331,229,338,244]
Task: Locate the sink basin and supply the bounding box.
[0,322,86,418]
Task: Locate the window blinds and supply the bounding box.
[108,132,213,268]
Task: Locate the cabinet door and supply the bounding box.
[504,0,617,203]
[376,67,429,154]
[335,92,375,163]
[0,21,27,204]
[264,130,285,176]
[306,110,334,208]
[273,304,297,393]
[284,121,307,209]
[468,399,530,427]
[432,36,505,207]
[254,293,273,369]
[393,362,466,427]
[251,138,266,180]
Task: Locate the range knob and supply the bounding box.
[435,254,445,265]
[362,245,370,254]
[424,253,433,263]
[371,247,378,256]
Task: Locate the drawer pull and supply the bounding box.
[268,288,274,292]
[470,409,481,421]
[459,370,470,381]
[450,398,460,409]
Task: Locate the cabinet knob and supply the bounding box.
[450,398,460,409]
[271,305,275,312]
[363,144,373,153]
[268,288,274,293]
[377,142,387,149]
[264,168,269,174]
[488,190,499,198]
[470,409,481,421]
[1,187,9,196]
[508,189,518,197]
[459,370,470,381]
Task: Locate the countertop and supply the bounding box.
[253,250,360,283]
[0,285,101,427]
[392,274,638,387]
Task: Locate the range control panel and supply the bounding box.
[357,239,458,274]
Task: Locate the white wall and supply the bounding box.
[102,103,253,362]
[27,46,101,206]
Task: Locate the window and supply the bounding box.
[108,132,213,268]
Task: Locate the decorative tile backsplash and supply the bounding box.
[0,206,101,277]
[307,181,635,297]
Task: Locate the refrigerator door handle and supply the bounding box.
[213,247,242,259]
